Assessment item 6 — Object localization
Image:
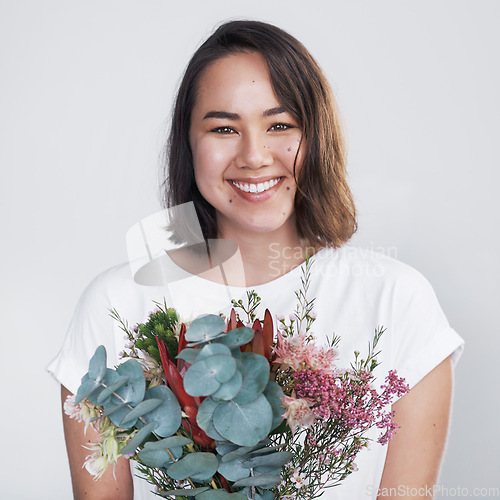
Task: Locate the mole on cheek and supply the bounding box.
[286,187,290,191]
[229,199,232,203]
[287,147,292,152]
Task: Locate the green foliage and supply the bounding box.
[231,291,261,323]
[136,304,180,362]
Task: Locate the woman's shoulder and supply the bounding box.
[77,262,145,308]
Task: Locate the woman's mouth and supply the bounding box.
[230,177,281,194]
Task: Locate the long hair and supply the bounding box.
[161,20,356,248]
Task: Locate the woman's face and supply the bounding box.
[189,51,303,242]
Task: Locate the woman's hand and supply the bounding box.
[61,385,134,500]
[377,356,454,499]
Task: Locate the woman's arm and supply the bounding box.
[61,385,134,500]
[377,356,454,499]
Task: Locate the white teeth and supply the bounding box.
[232,178,280,194]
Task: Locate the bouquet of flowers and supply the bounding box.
[66,257,409,499]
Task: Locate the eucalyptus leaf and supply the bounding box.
[213,395,273,446]
[215,443,239,456]
[88,345,107,383]
[197,343,231,361]
[185,315,226,343]
[106,403,135,428]
[166,452,219,481]
[232,353,270,405]
[183,360,221,397]
[242,489,274,500]
[160,488,209,497]
[196,397,220,432]
[232,474,281,488]
[119,421,158,456]
[211,369,243,401]
[74,376,103,405]
[211,327,254,348]
[113,359,146,405]
[138,446,176,468]
[263,381,285,431]
[119,398,163,427]
[141,385,182,437]
[96,376,130,406]
[196,491,246,500]
[221,448,255,464]
[205,355,237,383]
[145,436,193,450]
[176,348,201,365]
[242,451,293,470]
[217,458,251,482]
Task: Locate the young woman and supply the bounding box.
[49,20,464,499]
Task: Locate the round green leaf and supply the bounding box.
[232,353,270,405]
[213,395,273,446]
[212,327,255,348]
[142,385,182,437]
[205,355,237,383]
[197,343,231,361]
[211,369,243,401]
[183,361,221,397]
[185,315,226,343]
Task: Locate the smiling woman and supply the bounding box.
[164,21,356,261]
[49,19,464,500]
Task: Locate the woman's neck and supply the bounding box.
[216,225,316,287]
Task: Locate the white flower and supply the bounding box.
[282,395,316,434]
[291,468,308,489]
[63,395,81,420]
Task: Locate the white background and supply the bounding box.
[1,1,498,498]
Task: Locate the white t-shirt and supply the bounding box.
[47,245,464,499]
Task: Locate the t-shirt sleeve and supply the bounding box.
[391,264,464,389]
[46,272,122,395]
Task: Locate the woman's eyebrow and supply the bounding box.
[203,106,287,121]
[203,111,239,120]
[263,106,287,117]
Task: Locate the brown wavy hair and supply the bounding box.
[161,20,356,248]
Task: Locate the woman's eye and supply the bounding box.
[211,126,236,134]
[269,123,294,131]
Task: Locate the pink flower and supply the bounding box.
[282,395,316,434]
[304,344,338,372]
[273,331,309,371]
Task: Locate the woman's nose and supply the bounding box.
[235,132,273,170]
